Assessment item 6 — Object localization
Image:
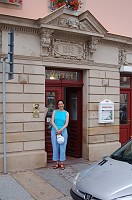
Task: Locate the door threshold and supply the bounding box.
[48,156,88,166]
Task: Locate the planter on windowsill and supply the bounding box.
[50,0,82,11]
[0,0,22,5]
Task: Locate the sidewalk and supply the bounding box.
[0,158,91,200]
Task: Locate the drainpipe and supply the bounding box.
[2,57,7,174]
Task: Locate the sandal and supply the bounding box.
[53,163,59,169]
[60,164,65,170]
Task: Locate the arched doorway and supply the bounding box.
[45,69,83,162]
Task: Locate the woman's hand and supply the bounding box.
[56,129,62,135]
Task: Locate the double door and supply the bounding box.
[45,86,82,162]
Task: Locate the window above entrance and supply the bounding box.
[120,76,130,88]
[46,70,80,81]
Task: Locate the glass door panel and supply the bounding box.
[46,92,56,129]
[70,93,77,120]
[120,94,128,124]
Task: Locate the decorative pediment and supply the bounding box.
[47,16,99,33]
[38,7,107,37]
[78,10,107,35]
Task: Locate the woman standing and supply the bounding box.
[51,100,69,170]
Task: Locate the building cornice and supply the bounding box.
[102,33,132,47]
[100,37,132,50]
[0,14,38,34]
[0,24,39,34]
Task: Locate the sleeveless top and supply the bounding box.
[51,110,67,131]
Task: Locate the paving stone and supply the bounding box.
[12,171,64,200]
[0,174,34,200]
[35,167,72,196]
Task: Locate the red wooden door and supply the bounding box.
[66,88,82,157]
[120,90,131,145]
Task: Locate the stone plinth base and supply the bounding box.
[88,142,121,161]
[0,150,47,173]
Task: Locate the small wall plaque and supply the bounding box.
[33,104,39,118]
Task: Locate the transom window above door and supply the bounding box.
[120,76,130,88]
[45,69,81,81]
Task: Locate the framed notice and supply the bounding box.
[98,99,114,123]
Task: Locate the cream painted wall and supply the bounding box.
[2,31,40,57]
[94,45,119,65]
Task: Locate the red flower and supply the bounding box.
[8,0,22,4]
[51,0,82,11]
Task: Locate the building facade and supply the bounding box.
[0,0,132,172]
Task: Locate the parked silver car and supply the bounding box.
[70,139,132,200]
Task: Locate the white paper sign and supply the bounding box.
[98,99,114,123]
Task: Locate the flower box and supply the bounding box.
[51,0,82,11]
[0,0,22,5]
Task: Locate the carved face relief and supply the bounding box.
[119,50,132,65]
[118,49,127,65]
[41,33,51,47]
[85,37,99,61]
[40,31,52,57]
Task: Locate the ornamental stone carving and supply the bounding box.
[119,50,132,65]
[40,30,53,56]
[58,18,87,31]
[118,49,127,65]
[86,37,99,61]
[53,39,84,60]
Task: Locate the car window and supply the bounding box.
[110,139,132,164]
